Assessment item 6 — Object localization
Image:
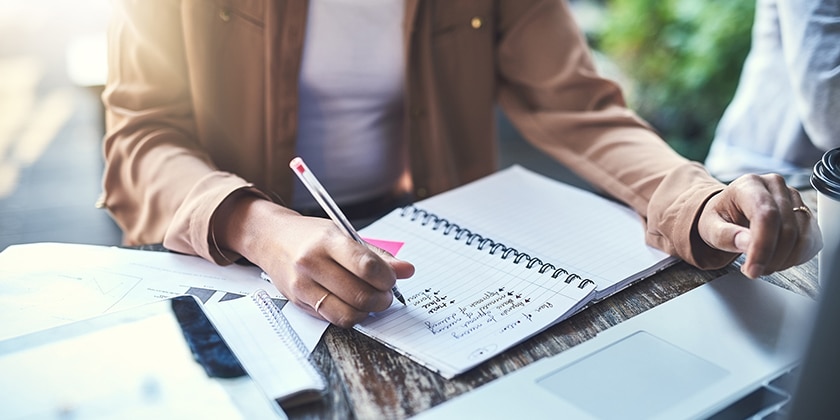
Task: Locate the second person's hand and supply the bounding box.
[696,173,822,278]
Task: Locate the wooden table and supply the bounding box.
[286,192,821,419]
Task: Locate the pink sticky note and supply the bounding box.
[363,238,405,256]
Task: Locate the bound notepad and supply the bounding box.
[356,165,678,378]
[209,290,326,408]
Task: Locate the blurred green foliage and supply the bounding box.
[595,0,755,162]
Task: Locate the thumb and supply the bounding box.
[700,216,751,254]
[732,230,752,254]
[702,220,762,278]
[370,246,415,279]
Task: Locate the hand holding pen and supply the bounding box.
[290,157,411,318]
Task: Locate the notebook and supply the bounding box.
[0,294,285,419]
[209,290,327,409]
[414,272,822,419]
[356,165,677,378]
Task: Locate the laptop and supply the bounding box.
[415,272,833,419]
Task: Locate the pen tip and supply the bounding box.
[396,294,406,305]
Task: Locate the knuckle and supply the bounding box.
[753,202,781,223]
[291,262,317,288]
[351,288,371,309]
[356,252,396,290]
[737,173,762,186]
[779,222,798,239]
[762,173,786,185]
[333,310,364,329]
[351,288,391,313]
[356,252,383,278]
[325,230,348,248]
[291,246,318,271]
[286,280,313,309]
[284,273,308,295]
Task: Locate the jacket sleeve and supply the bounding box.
[101,0,264,264]
[495,0,736,269]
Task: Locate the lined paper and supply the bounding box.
[359,208,596,379]
[355,165,676,378]
[416,166,677,299]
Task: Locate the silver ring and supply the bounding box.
[792,206,812,217]
[314,293,329,314]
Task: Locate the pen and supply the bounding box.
[290,157,407,305]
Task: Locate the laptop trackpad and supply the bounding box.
[537,331,729,419]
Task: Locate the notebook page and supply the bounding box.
[358,210,596,379]
[416,166,676,299]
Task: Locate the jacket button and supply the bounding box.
[416,188,428,198]
[470,17,482,29]
[219,9,231,22]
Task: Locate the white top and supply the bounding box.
[293,0,407,209]
[705,0,840,187]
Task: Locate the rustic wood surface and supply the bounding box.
[284,191,821,419]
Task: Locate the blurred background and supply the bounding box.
[0,0,119,251]
[593,0,755,162]
[0,0,755,252]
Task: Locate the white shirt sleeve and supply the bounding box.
[779,0,840,151]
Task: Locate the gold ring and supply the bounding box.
[792,206,812,217]
[314,293,329,314]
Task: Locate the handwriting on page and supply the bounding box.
[357,209,596,378]
[408,286,559,338]
[361,235,549,336]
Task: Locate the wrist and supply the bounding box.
[212,190,297,265]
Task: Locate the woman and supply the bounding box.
[102,0,820,327]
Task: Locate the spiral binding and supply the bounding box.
[400,205,595,289]
[251,290,326,387]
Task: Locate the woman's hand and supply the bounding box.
[697,173,822,278]
[215,193,414,328]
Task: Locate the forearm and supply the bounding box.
[495,0,736,268]
[102,122,218,243]
[103,0,248,258]
[102,0,197,243]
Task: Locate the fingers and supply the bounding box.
[235,203,415,327]
[282,277,372,328]
[261,216,413,328]
[314,241,417,327]
[298,243,395,327]
[698,174,822,278]
[696,207,750,254]
[740,175,794,277]
[270,259,389,328]
[314,292,330,314]
[750,180,820,274]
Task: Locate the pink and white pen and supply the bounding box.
[290,157,407,305]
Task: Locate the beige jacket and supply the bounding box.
[102,0,735,269]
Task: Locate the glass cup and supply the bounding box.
[811,148,840,286]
